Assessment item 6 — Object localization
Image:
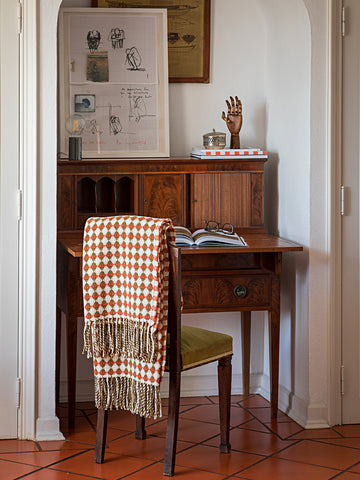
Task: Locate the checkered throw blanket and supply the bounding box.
[82,215,175,419]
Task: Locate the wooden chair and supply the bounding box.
[94,244,233,477]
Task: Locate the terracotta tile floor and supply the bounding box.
[2,394,360,479]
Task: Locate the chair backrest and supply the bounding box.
[82,215,176,418]
[167,243,182,373]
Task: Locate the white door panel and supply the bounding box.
[0,0,20,437]
[341,0,360,423]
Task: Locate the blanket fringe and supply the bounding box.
[83,318,157,362]
[94,376,162,419]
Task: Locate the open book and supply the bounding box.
[174,226,247,247]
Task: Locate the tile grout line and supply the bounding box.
[236,404,298,441]
[16,466,104,480]
[310,437,360,451]
[11,448,95,479]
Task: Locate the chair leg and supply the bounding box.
[163,371,181,477]
[135,415,146,439]
[95,408,108,463]
[218,356,232,453]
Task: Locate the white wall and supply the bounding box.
[170,0,266,155]
[257,0,312,424]
[33,0,331,439]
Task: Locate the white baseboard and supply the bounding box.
[60,373,329,429]
[303,403,331,429]
[59,372,264,403]
[59,379,95,403]
[259,374,330,429]
[35,416,65,441]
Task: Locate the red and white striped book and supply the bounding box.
[191,147,268,158]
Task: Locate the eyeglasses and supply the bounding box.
[204,220,234,235]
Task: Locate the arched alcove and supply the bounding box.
[33,0,331,440]
[256,0,311,423]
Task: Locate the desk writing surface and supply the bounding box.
[57,231,303,258]
[58,156,267,174]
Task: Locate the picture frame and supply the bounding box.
[58,8,169,158]
[93,0,211,83]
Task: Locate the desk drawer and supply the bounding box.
[182,275,271,311]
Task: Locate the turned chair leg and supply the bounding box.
[95,408,108,463]
[163,371,181,477]
[218,355,232,453]
[135,415,146,439]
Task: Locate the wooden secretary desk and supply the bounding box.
[57,156,302,428]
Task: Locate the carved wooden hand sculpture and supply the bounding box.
[221,96,242,149]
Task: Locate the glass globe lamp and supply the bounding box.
[66,114,85,160]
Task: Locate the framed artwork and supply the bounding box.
[93,0,211,83]
[58,8,169,158]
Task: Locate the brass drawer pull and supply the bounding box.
[234,284,247,298]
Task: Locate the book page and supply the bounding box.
[193,229,247,246]
[174,226,195,245]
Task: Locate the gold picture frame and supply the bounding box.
[93,0,210,83]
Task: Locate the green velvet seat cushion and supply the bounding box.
[166,325,233,371]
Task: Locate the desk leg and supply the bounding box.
[56,306,62,406]
[241,311,251,395]
[65,254,82,429]
[269,276,280,419]
[66,312,77,429]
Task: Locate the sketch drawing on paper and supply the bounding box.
[167,4,197,27]
[109,114,122,134]
[167,4,197,15]
[108,28,125,49]
[86,119,103,135]
[125,47,144,71]
[108,105,123,135]
[183,34,195,44]
[168,32,180,44]
[129,96,147,123]
[168,32,196,51]
[87,30,101,53]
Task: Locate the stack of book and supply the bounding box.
[191,147,268,159]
